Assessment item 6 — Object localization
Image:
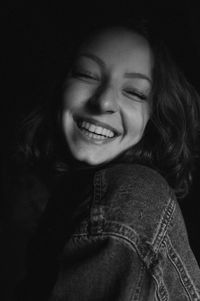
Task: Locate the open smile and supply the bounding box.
[74,116,121,143]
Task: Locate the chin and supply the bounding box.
[79,156,105,166]
[73,151,109,166]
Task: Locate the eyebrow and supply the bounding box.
[79,52,105,69]
[78,52,152,84]
[124,72,152,84]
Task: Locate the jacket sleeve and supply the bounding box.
[50,164,200,301]
[102,164,200,301]
[149,199,200,301]
[15,163,200,301]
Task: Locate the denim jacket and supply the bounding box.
[17,163,200,301]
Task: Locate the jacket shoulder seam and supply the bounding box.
[152,195,176,252]
[164,234,200,300]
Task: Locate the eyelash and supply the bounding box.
[70,70,147,101]
[71,70,98,80]
[123,89,147,101]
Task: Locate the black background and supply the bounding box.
[1,1,200,264]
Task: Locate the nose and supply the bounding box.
[88,82,119,114]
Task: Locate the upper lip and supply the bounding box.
[74,115,122,136]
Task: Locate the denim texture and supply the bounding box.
[46,163,200,301]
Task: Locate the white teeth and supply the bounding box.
[90,124,96,132]
[82,121,87,128]
[102,128,107,136]
[95,126,103,134]
[83,122,91,130]
[81,129,107,140]
[79,120,115,138]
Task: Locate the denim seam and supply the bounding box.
[151,273,169,301]
[152,196,176,252]
[72,229,169,300]
[102,220,153,262]
[72,230,140,256]
[73,221,148,261]
[140,196,176,301]
[104,220,139,237]
[164,235,200,301]
[131,264,146,301]
[99,233,146,301]
[111,211,172,301]
[72,221,169,300]
[89,172,103,235]
[72,227,146,301]
[138,196,175,301]
[93,172,102,204]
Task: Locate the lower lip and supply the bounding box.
[75,121,117,145]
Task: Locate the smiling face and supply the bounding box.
[61,27,154,165]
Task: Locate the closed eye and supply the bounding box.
[71,70,99,81]
[123,88,147,101]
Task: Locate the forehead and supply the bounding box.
[79,27,154,76]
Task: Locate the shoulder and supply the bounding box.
[94,163,176,243]
[98,163,173,204]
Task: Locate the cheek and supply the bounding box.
[126,104,150,137]
[62,82,93,110]
[62,87,80,110]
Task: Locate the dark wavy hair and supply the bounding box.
[15,16,200,198]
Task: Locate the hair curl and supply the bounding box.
[15,16,200,198]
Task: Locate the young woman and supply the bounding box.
[12,17,200,300]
